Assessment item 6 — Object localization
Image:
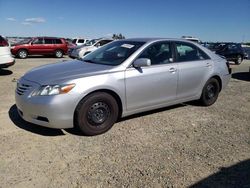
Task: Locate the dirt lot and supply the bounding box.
[0,57,249,188]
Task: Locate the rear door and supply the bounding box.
[174,42,212,100]
[43,38,55,53]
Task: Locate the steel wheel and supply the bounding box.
[200,78,220,106]
[87,102,111,126]
[75,92,118,136]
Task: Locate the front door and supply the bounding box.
[125,41,178,111]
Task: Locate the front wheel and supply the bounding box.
[199,78,220,106]
[75,92,119,136]
[18,49,28,59]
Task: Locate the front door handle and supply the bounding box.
[206,63,212,67]
[169,67,177,73]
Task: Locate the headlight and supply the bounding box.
[34,83,75,96]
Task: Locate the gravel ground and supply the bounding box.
[0,57,249,188]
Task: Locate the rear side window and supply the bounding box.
[72,39,77,44]
[78,39,85,43]
[176,42,210,62]
[54,39,63,44]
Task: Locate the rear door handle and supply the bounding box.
[169,67,177,73]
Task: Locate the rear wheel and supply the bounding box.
[200,78,220,106]
[18,49,28,59]
[75,92,118,136]
[235,55,242,65]
[55,50,63,58]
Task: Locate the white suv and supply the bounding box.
[72,38,90,46]
[69,38,113,59]
[0,36,15,68]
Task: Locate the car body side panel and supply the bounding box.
[176,59,214,100]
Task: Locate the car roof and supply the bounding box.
[33,36,64,39]
[120,38,197,43]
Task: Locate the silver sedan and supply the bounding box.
[15,38,231,135]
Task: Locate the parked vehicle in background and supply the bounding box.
[212,43,245,64]
[15,38,231,136]
[0,35,15,68]
[69,38,113,59]
[11,37,68,59]
[242,46,250,59]
[182,36,201,43]
[72,38,90,46]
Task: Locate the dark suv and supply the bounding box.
[11,37,68,58]
[213,43,245,64]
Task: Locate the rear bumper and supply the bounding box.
[0,58,15,68]
[221,73,231,90]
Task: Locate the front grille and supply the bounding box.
[16,83,32,96]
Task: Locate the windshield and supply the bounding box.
[81,40,145,66]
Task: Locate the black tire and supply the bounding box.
[235,55,242,65]
[75,92,119,136]
[18,49,28,59]
[200,78,220,106]
[55,50,63,58]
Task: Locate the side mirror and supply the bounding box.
[133,58,151,68]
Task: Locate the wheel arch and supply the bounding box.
[210,75,222,92]
[73,89,123,127]
[17,48,29,55]
[54,49,64,55]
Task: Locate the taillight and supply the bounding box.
[0,39,9,47]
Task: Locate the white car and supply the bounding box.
[0,36,15,68]
[72,38,90,46]
[69,38,113,59]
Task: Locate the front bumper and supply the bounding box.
[15,78,78,129]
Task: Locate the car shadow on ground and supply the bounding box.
[16,55,69,59]
[0,69,13,76]
[232,72,250,81]
[64,103,187,136]
[9,102,199,137]
[189,159,250,188]
[9,105,65,136]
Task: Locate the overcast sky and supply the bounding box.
[0,0,250,42]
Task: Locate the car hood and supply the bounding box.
[23,60,114,85]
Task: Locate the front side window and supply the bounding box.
[176,42,209,62]
[32,38,44,44]
[138,42,173,65]
[82,41,145,66]
[44,39,54,44]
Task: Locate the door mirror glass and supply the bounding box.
[133,58,151,67]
